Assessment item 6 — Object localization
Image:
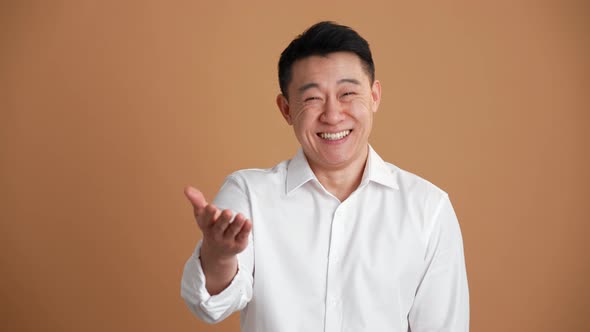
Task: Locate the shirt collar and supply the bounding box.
[286,145,399,194]
[360,145,400,190]
[286,148,316,194]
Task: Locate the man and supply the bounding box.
[181,21,469,331]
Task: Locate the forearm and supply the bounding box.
[181,177,253,323]
[200,241,238,295]
[181,241,253,324]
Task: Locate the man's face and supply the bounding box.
[277,52,381,173]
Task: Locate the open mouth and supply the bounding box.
[317,130,352,141]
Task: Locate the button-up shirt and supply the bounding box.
[181,146,469,331]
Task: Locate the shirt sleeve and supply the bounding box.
[180,174,254,324]
[408,194,470,331]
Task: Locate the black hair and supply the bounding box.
[278,21,375,99]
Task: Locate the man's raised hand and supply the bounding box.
[184,186,252,258]
[184,186,252,294]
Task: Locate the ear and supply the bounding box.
[276,94,293,125]
[370,80,382,113]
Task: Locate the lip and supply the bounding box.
[316,129,353,144]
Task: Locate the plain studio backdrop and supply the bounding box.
[1,1,588,331]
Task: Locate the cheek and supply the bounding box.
[348,99,372,118]
[293,108,318,130]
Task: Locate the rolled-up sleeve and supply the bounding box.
[180,174,254,324]
[409,194,470,331]
[181,240,253,323]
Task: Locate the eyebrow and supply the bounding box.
[298,83,320,94]
[297,78,361,94]
[337,78,361,85]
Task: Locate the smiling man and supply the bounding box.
[181,21,469,332]
[276,51,380,202]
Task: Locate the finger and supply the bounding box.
[184,186,207,214]
[224,213,246,239]
[213,209,233,234]
[235,219,252,243]
[213,208,222,220]
[200,204,218,230]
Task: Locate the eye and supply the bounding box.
[341,91,357,98]
[304,96,321,102]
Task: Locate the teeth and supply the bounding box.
[319,130,351,140]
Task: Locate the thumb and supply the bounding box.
[184,186,208,211]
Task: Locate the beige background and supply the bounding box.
[1,1,589,331]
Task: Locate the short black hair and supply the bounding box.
[278,21,375,99]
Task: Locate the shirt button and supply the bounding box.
[333,252,341,263]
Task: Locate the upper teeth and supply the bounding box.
[319,130,351,140]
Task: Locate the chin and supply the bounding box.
[319,153,353,166]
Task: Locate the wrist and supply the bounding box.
[200,241,237,266]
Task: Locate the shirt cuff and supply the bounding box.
[191,242,247,320]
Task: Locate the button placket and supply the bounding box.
[324,203,347,331]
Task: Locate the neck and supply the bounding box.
[309,147,369,202]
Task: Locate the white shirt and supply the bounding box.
[181,146,469,331]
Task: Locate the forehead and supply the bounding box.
[289,52,370,87]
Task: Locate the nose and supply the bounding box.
[319,96,345,124]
